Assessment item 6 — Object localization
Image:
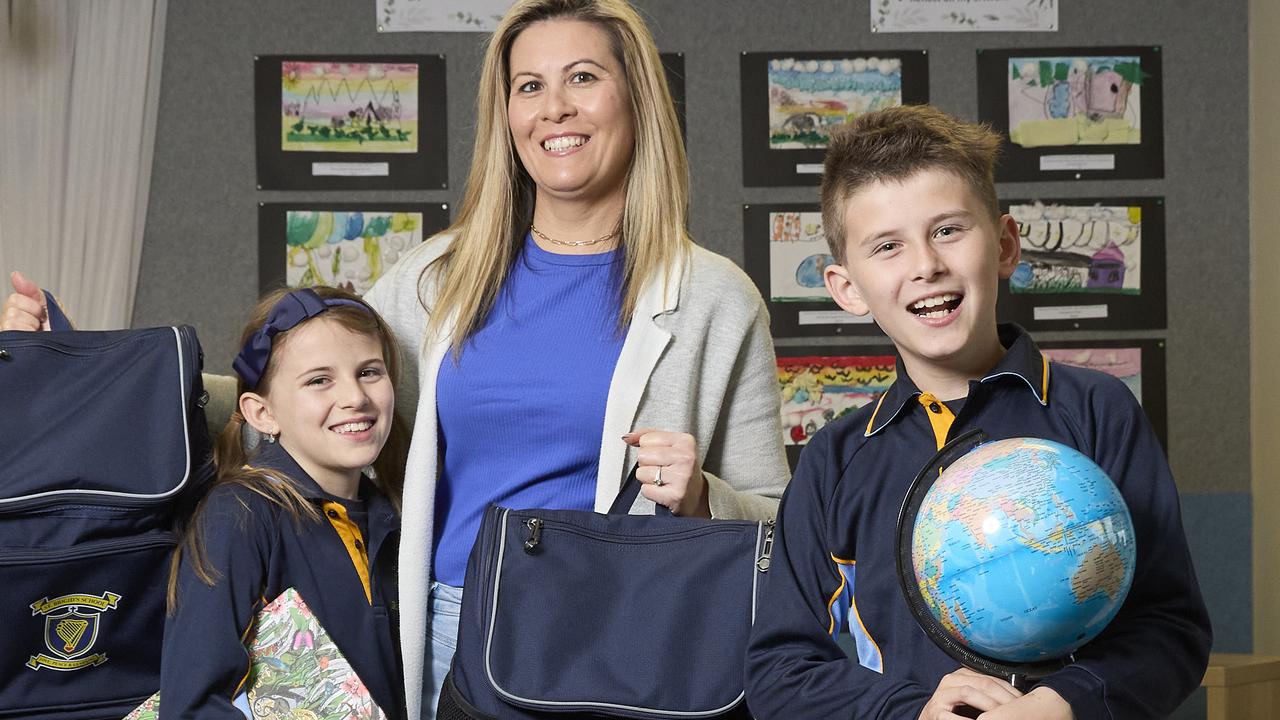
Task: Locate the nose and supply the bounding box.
[541,82,575,123]
[911,241,946,282]
[336,376,371,410]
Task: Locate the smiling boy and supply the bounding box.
[744,105,1211,720]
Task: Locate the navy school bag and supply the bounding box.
[438,469,772,720]
[0,295,213,719]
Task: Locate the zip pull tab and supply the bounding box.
[756,519,775,572]
[0,349,10,361]
[523,517,542,554]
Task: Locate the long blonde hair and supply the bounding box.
[423,0,690,350]
[168,287,409,610]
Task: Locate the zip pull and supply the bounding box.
[0,349,10,361]
[523,517,542,554]
[756,519,775,572]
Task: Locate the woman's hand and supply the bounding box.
[622,429,710,518]
[2,271,50,331]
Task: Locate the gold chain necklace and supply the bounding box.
[530,224,618,248]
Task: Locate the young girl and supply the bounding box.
[161,286,407,720]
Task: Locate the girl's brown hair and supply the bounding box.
[167,286,409,610]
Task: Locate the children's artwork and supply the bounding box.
[1038,339,1167,447]
[873,0,1058,32]
[769,211,834,302]
[281,61,419,154]
[1009,202,1142,296]
[286,211,421,294]
[767,56,903,149]
[741,51,929,186]
[778,352,897,454]
[1043,347,1143,402]
[1007,56,1143,148]
[997,196,1165,331]
[376,0,513,32]
[255,55,447,190]
[743,204,885,338]
[259,203,450,295]
[123,588,387,720]
[976,47,1163,182]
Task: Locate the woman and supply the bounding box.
[2,2,789,717]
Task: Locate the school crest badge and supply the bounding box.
[26,591,121,671]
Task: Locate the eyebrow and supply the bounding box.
[857,210,974,247]
[511,58,609,82]
[293,358,384,380]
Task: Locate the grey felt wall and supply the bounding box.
[134,2,1249,715]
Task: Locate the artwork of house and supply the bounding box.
[1008,202,1142,295]
[1087,242,1127,289]
[1006,56,1142,147]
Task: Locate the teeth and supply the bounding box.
[543,135,586,151]
[334,421,373,434]
[911,293,958,310]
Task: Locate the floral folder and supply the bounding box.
[124,587,387,720]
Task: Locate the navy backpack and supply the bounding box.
[0,296,213,719]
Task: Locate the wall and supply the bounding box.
[133,2,1251,715]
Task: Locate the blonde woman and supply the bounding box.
[2,1,789,717]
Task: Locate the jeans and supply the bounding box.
[424,581,463,720]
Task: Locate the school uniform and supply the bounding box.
[160,441,404,720]
[745,324,1212,719]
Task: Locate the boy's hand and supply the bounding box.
[2,271,49,331]
[977,687,1073,720]
[919,668,1022,720]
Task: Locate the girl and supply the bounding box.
[161,286,408,720]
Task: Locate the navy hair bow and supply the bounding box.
[232,288,369,389]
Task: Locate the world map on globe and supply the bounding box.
[909,437,1136,664]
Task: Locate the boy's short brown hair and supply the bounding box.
[820,105,1002,262]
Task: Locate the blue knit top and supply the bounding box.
[432,234,626,584]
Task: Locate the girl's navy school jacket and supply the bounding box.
[160,441,403,720]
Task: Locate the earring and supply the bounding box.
[265,433,278,444]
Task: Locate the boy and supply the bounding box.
[744,105,1211,720]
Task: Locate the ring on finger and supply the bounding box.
[653,466,665,487]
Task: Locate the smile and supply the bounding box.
[909,293,963,319]
[332,420,374,435]
[542,135,588,152]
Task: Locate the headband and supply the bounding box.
[232,288,371,389]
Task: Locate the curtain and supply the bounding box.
[0,0,166,329]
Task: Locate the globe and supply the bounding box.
[903,436,1136,669]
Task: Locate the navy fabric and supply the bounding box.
[432,234,625,585]
[161,441,404,720]
[0,324,211,720]
[745,325,1212,720]
[445,471,765,719]
[232,288,369,389]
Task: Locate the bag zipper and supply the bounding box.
[518,514,756,553]
[0,532,176,566]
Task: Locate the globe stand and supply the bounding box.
[894,429,1073,690]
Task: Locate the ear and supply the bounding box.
[824,261,871,317]
[995,213,1021,279]
[239,391,279,437]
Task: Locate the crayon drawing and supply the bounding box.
[286,211,423,295]
[779,354,897,446]
[768,57,902,149]
[1008,202,1141,295]
[769,211,834,302]
[1042,347,1142,403]
[1007,56,1142,148]
[281,61,418,153]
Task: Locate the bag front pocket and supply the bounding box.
[0,532,176,720]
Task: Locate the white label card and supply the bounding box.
[1039,155,1117,172]
[798,310,875,325]
[795,163,824,175]
[1033,305,1109,321]
[312,162,391,177]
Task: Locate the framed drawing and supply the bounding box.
[777,346,898,468]
[977,46,1163,181]
[743,203,885,338]
[740,51,929,186]
[257,203,451,295]
[998,197,1166,331]
[255,55,448,190]
[1038,338,1168,448]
